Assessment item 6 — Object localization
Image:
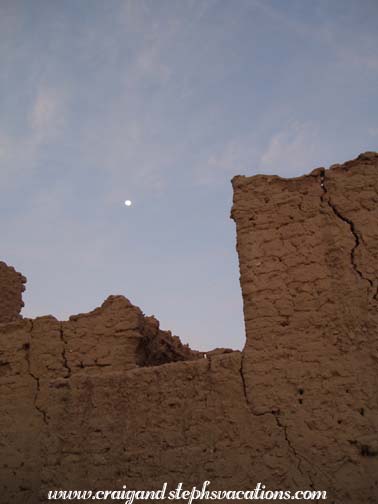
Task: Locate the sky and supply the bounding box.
[1,0,377,351]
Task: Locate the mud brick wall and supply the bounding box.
[0,153,377,504]
[0,261,26,323]
[231,151,378,502]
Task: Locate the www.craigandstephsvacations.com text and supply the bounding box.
[47,481,327,502]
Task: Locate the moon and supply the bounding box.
[124,200,132,207]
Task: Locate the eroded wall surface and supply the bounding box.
[0,261,26,323]
[231,152,378,502]
[0,153,377,503]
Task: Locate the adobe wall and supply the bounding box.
[0,261,26,323]
[231,151,378,501]
[0,152,377,503]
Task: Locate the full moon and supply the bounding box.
[124,200,132,207]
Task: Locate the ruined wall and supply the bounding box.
[0,261,26,323]
[0,293,202,502]
[0,153,377,504]
[231,152,378,501]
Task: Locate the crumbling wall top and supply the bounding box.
[0,261,26,324]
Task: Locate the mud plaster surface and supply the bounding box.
[0,153,377,503]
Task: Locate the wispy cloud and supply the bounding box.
[194,136,259,185]
[251,0,378,72]
[0,86,66,180]
[259,122,321,175]
[30,87,65,141]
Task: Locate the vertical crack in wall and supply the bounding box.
[239,355,315,487]
[238,355,276,417]
[59,323,71,378]
[374,281,378,301]
[24,320,48,425]
[239,353,250,410]
[274,412,324,504]
[273,413,312,483]
[320,170,374,293]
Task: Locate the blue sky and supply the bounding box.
[1,0,377,350]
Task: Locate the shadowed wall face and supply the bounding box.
[0,261,26,323]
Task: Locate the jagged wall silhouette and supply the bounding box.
[0,153,377,503]
[0,261,26,324]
